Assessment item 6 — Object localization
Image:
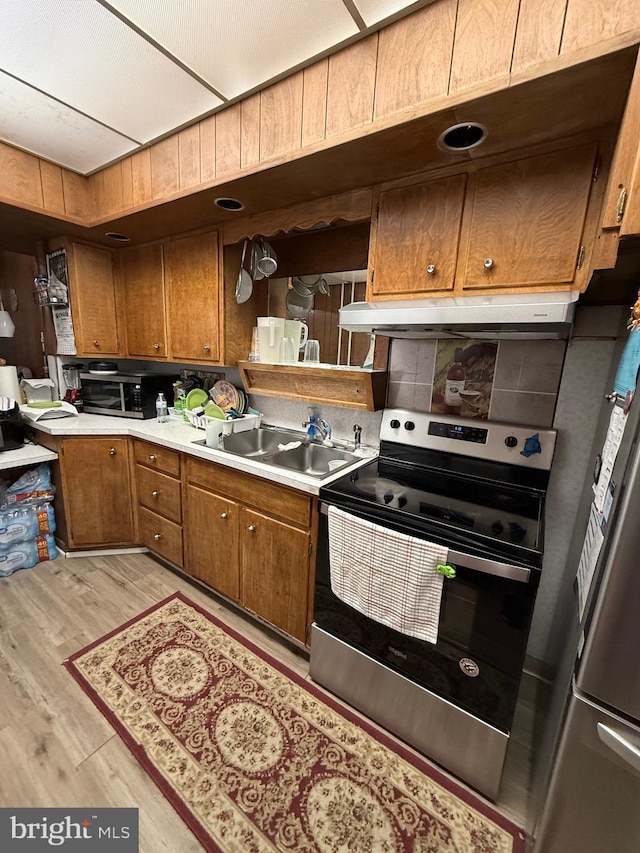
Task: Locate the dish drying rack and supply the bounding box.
[184,409,262,433]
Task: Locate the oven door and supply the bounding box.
[314,503,538,733]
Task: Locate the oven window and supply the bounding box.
[81,379,124,411]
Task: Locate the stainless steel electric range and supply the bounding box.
[310,408,557,800]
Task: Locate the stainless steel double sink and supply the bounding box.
[193,428,358,479]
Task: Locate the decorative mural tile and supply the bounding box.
[431,340,497,419]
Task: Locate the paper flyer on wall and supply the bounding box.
[52,306,76,355]
[576,502,605,619]
[592,404,627,513]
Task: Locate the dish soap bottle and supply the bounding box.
[444,348,465,413]
[156,392,168,423]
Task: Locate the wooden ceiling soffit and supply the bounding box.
[0,46,636,255]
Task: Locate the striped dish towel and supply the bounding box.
[327,505,449,644]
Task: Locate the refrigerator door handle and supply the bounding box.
[597,723,640,776]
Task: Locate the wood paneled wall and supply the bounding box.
[0,0,638,227]
[0,250,44,376]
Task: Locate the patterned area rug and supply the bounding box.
[65,592,526,853]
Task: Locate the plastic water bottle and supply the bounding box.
[156,392,168,423]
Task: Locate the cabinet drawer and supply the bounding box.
[134,439,181,477]
[138,506,183,567]
[186,457,311,527]
[136,465,182,523]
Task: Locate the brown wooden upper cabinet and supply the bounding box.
[599,53,640,237]
[67,242,122,357]
[120,229,221,363]
[460,142,599,291]
[367,141,601,300]
[164,230,220,363]
[121,242,167,359]
[368,173,467,298]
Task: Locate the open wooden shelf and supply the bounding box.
[237,361,388,411]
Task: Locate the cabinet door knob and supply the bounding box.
[93,340,100,347]
[151,490,159,497]
[109,447,116,455]
[483,258,494,270]
[220,512,228,519]
[426,264,436,276]
[247,524,256,533]
[203,345,211,353]
[149,454,156,461]
[153,343,161,350]
[153,533,162,540]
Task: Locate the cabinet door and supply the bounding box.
[59,438,134,548]
[368,174,467,299]
[602,54,640,236]
[165,231,220,363]
[184,484,240,601]
[460,143,598,290]
[240,507,310,643]
[69,243,121,356]
[121,243,167,358]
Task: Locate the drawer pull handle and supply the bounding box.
[426,264,436,276]
[149,454,156,461]
[153,342,161,350]
[247,524,256,533]
[151,490,159,497]
[93,340,100,347]
[109,447,116,456]
[220,512,228,519]
[483,257,494,270]
[153,533,162,540]
[203,344,211,353]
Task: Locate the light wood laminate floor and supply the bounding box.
[0,552,538,851]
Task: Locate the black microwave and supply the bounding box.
[80,372,177,418]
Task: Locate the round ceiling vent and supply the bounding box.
[214,197,245,211]
[437,122,488,152]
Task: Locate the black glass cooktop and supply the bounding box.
[320,453,546,569]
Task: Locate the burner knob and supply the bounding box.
[390,419,401,429]
[404,421,415,431]
[505,435,518,448]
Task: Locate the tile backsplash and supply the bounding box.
[387,338,567,427]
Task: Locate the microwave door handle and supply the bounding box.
[320,503,530,584]
[120,384,126,410]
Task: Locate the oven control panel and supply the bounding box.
[380,409,557,470]
[427,421,488,443]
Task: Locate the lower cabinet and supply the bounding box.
[184,457,315,644]
[134,440,183,567]
[57,437,135,548]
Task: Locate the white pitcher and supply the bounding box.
[257,317,286,363]
[284,319,308,355]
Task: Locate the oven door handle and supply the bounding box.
[446,548,530,583]
[320,503,531,584]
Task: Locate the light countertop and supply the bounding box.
[0,442,58,471]
[26,413,375,496]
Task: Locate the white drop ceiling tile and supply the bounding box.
[106,0,359,99]
[0,72,137,174]
[0,0,222,143]
[352,0,421,26]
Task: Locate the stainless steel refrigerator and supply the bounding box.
[534,363,640,850]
